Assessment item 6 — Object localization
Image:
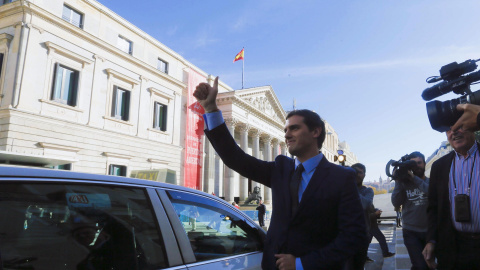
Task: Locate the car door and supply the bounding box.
[158,189,264,270]
[0,179,186,270]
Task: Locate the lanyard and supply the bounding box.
[452,151,477,196]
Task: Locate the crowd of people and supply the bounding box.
[194,78,480,270]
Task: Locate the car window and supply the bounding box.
[0,182,168,269]
[167,190,262,262]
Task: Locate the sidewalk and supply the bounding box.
[394,228,412,270]
[365,221,397,270]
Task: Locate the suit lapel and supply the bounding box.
[292,157,330,219]
[286,159,296,218]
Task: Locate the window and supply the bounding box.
[0,183,168,269]
[111,86,130,121]
[62,5,83,28]
[167,190,263,262]
[153,102,167,131]
[51,63,79,106]
[51,164,72,170]
[117,36,132,55]
[157,58,168,74]
[109,164,127,176]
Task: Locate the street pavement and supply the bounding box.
[365,221,397,270]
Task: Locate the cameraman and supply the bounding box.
[391,151,429,270]
[451,104,480,132]
[423,128,480,269]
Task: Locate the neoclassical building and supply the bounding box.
[203,86,287,204]
[0,0,358,204]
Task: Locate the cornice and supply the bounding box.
[235,86,287,119]
[45,41,93,67]
[148,87,175,100]
[81,0,209,79]
[0,33,13,46]
[217,95,285,130]
[21,2,186,89]
[106,68,140,87]
[147,158,169,165]
[38,142,81,153]
[102,152,134,160]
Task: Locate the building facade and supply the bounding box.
[0,0,358,204]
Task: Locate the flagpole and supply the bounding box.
[242,47,244,89]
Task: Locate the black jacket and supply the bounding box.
[205,123,367,270]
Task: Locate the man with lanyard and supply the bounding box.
[423,127,480,269]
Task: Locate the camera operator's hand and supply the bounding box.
[407,170,415,181]
[193,76,219,113]
[451,104,480,132]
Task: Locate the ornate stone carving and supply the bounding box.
[244,95,281,121]
[237,123,250,133]
[261,134,272,144]
[250,129,262,138]
[224,117,238,129]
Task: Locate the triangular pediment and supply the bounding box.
[233,86,286,123]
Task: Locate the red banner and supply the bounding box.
[184,69,206,190]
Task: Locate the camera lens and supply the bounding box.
[426,90,480,132]
[426,98,462,132]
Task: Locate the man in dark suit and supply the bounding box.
[256,199,267,227]
[194,77,367,270]
[423,127,480,269]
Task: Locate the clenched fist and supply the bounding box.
[193,76,219,113]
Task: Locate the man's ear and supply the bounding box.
[312,127,322,138]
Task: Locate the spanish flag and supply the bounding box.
[233,48,244,63]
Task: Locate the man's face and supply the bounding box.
[447,128,476,155]
[409,157,425,177]
[284,115,320,157]
[354,167,365,186]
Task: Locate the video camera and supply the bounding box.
[422,58,480,132]
[385,154,417,181]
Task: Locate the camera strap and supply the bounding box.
[452,151,477,196]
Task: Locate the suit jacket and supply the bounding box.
[427,151,457,269]
[205,123,367,270]
[256,204,266,217]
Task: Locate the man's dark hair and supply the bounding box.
[409,151,425,163]
[351,163,366,173]
[286,109,326,149]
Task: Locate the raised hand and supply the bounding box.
[193,76,219,113]
[451,103,480,132]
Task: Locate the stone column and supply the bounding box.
[203,137,216,195]
[281,142,287,156]
[280,142,287,155]
[223,118,237,202]
[238,124,250,204]
[262,135,273,204]
[251,129,262,191]
[214,153,224,197]
[272,139,280,159]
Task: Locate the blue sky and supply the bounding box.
[99,0,480,181]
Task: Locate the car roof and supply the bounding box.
[0,165,209,197]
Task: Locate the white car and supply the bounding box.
[0,166,264,269]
